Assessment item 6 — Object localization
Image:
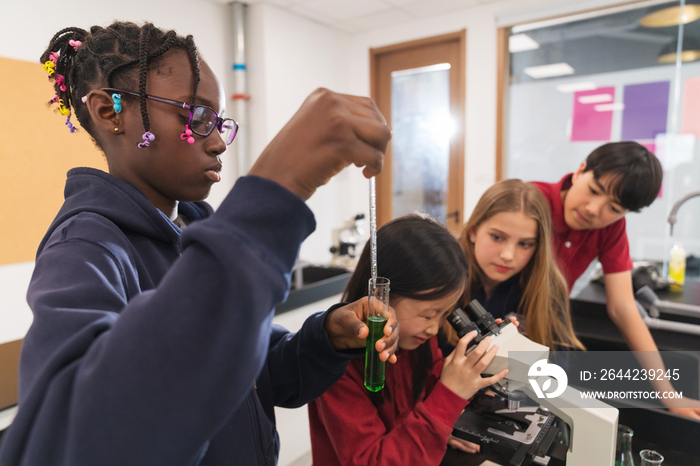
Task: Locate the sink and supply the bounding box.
[276,265,353,314]
[289,265,350,291]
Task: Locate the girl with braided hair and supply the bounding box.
[0,21,396,466]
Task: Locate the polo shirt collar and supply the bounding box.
[551,173,574,235]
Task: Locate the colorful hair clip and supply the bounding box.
[138,131,155,149]
[55,75,67,92]
[65,114,76,133]
[48,52,59,64]
[180,125,194,145]
[57,99,71,116]
[112,93,122,114]
[81,95,88,103]
[42,61,55,76]
[50,93,60,104]
[69,40,82,51]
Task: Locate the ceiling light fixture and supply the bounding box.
[658,35,700,63]
[509,34,540,53]
[640,5,700,28]
[524,62,575,79]
[556,82,598,93]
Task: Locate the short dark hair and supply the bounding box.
[584,141,663,212]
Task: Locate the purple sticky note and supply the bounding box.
[621,81,670,140]
[571,87,615,141]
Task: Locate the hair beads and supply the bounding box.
[55,75,67,92]
[65,114,76,133]
[57,99,71,116]
[138,131,155,148]
[180,125,194,145]
[112,94,122,114]
[42,61,56,76]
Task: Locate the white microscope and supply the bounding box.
[329,214,367,268]
[448,301,619,466]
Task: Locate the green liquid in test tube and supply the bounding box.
[365,276,389,392]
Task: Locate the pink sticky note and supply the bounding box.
[682,76,700,137]
[571,87,615,142]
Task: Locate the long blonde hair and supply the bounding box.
[456,179,584,351]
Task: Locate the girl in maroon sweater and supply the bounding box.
[308,215,508,466]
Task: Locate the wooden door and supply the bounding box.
[370,31,466,232]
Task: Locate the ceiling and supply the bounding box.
[511,1,700,83]
[205,0,507,34]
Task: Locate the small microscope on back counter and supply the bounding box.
[329,214,367,269]
[447,300,619,466]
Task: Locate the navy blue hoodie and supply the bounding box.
[0,168,355,466]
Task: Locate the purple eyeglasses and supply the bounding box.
[101,88,239,145]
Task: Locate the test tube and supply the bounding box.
[364,277,390,392]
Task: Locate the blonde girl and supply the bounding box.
[454,179,584,351]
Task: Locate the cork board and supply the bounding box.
[0,57,107,266]
[0,339,22,410]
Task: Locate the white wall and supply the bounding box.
[246,4,362,265]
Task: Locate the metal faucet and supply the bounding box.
[668,190,700,235]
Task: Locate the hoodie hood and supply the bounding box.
[37,167,212,257]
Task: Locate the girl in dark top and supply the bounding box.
[452,179,584,351]
[442,179,585,455]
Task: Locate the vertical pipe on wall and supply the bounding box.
[230,2,250,178]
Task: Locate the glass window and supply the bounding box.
[504,1,700,280]
[391,64,452,224]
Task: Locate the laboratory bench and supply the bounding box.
[570,279,700,352]
[275,265,352,315]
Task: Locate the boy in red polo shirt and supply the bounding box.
[532,142,647,292]
[533,141,700,419]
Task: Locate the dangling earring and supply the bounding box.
[112,93,122,114]
[180,125,194,145]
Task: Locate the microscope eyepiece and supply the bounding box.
[446,308,478,339]
[466,299,500,335]
[447,308,483,351]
